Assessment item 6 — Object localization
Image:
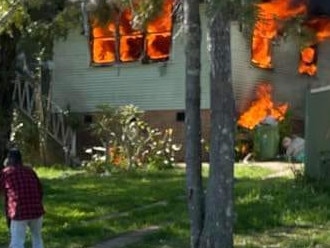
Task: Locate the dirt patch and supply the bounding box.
[244,161,304,179]
[249,161,303,172]
[90,226,161,248]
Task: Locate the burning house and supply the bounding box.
[251,0,330,77]
[236,82,288,160]
[235,0,330,161]
[89,0,173,64]
[237,83,288,130]
[50,0,330,161]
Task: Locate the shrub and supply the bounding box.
[88,104,181,172]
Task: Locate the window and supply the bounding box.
[84,114,93,124]
[298,45,318,76]
[89,0,173,65]
[176,112,185,122]
[251,1,330,76]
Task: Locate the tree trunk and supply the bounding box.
[0,28,20,166]
[184,1,204,248]
[199,3,235,248]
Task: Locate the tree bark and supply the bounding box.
[184,0,204,248]
[0,28,20,166]
[199,3,235,248]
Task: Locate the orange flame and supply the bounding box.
[146,0,173,60]
[92,24,116,63]
[238,83,288,130]
[252,0,306,68]
[298,45,317,76]
[119,9,144,62]
[298,17,330,76]
[307,17,330,42]
[91,0,173,64]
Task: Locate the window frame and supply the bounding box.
[88,3,174,67]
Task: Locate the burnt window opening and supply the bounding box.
[176,112,185,122]
[250,0,306,70]
[251,36,273,69]
[298,44,318,76]
[250,0,330,76]
[89,0,173,66]
[84,114,93,124]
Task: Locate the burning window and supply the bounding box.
[238,82,288,130]
[90,0,173,65]
[251,0,306,69]
[251,0,330,76]
[298,44,317,76]
[298,17,330,76]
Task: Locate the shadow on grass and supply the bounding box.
[39,169,188,247]
[235,176,330,232]
[120,173,330,248]
[2,167,330,247]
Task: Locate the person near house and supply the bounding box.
[282,135,305,163]
[0,148,45,248]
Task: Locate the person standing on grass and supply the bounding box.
[0,148,45,248]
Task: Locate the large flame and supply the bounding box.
[91,0,173,64]
[252,0,330,76]
[252,0,306,68]
[238,83,288,130]
[146,0,173,60]
[307,17,330,42]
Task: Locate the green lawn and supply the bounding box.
[0,165,330,247]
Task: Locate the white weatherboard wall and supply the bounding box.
[52,12,210,113]
[230,27,330,118]
[52,19,254,114]
[53,12,330,118]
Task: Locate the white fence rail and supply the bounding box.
[12,76,76,163]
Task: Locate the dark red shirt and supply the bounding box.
[0,165,45,220]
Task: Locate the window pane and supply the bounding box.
[120,35,144,62]
[91,22,116,64]
[298,45,317,76]
[92,24,115,38]
[147,0,173,33]
[92,38,116,64]
[145,33,171,60]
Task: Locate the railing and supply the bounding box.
[12,75,76,163]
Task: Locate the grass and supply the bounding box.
[0,164,330,247]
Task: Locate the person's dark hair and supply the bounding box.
[6,148,22,166]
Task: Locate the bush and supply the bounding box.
[87,104,181,172]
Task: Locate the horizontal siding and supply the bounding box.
[230,23,330,119]
[53,17,330,118]
[53,32,187,112]
[230,24,255,113]
[53,10,210,113]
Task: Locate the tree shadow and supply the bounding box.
[235,176,330,233]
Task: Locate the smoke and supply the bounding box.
[289,0,307,8]
[308,0,330,16]
[287,0,330,17]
